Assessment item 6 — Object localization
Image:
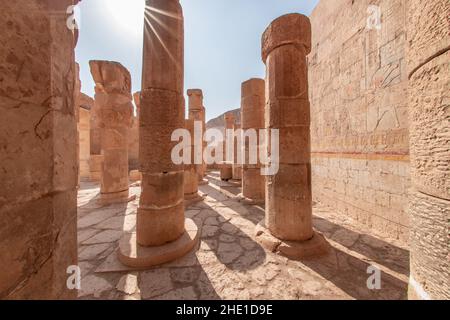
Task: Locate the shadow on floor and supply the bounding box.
[313,216,410,276]
[203,172,409,300]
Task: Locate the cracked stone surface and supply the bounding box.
[77,173,409,300]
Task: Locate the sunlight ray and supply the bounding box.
[146,10,179,39]
[143,14,181,72]
[145,5,182,20]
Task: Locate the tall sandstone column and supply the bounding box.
[220,112,235,180]
[187,89,208,184]
[184,119,201,203]
[119,0,198,268]
[128,91,140,172]
[232,121,243,181]
[78,106,91,181]
[129,91,142,181]
[407,0,450,300]
[0,0,79,299]
[89,60,134,204]
[241,78,265,203]
[256,14,328,258]
[78,94,94,181]
[89,90,103,182]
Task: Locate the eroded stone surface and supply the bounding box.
[262,14,314,242]
[0,0,79,299]
[89,60,133,204]
[76,172,409,300]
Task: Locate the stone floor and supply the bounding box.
[77,171,409,300]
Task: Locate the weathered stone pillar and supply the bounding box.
[90,96,102,156]
[78,106,91,181]
[89,60,135,204]
[241,78,265,203]
[220,112,235,181]
[77,92,94,183]
[256,14,328,259]
[128,91,140,172]
[119,0,198,268]
[407,0,450,300]
[184,119,201,203]
[89,155,103,182]
[0,0,79,299]
[89,90,103,182]
[232,121,243,181]
[75,63,81,186]
[187,89,208,184]
[129,91,141,181]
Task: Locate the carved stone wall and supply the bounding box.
[0,0,79,299]
[309,0,410,242]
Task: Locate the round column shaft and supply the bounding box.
[241,78,265,202]
[89,60,134,204]
[184,119,201,202]
[119,0,199,268]
[220,112,235,181]
[256,13,328,259]
[406,0,450,300]
[187,89,207,184]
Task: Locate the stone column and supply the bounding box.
[187,89,208,185]
[256,14,328,259]
[129,91,141,181]
[241,78,265,203]
[89,91,104,182]
[232,121,243,181]
[220,112,235,181]
[0,0,79,299]
[90,95,102,155]
[184,119,202,204]
[128,91,140,172]
[119,0,199,268]
[78,106,91,181]
[407,0,450,300]
[89,60,135,204]
[78,93,94,183]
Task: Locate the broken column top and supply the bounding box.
[187,89,204,110]
[89,60,132,97]
[242,78,265,97]
[261,13,312,63]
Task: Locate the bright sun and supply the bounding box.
[105,0,145,34]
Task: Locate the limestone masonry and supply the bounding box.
[0,0,448,301]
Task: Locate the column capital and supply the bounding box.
[261,13,311,63]
[187,89,204,110]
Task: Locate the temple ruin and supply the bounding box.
[0,0,448,301]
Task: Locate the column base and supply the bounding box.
[198,179,209,185]
[99,190,136,205]
[117,218,199,269]
[255,220,329,259]
[237,193,264,205]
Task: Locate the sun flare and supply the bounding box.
[105,0,145,34]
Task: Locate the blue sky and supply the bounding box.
[75,0,319,120]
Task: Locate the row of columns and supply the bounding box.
[5,0,447,300]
